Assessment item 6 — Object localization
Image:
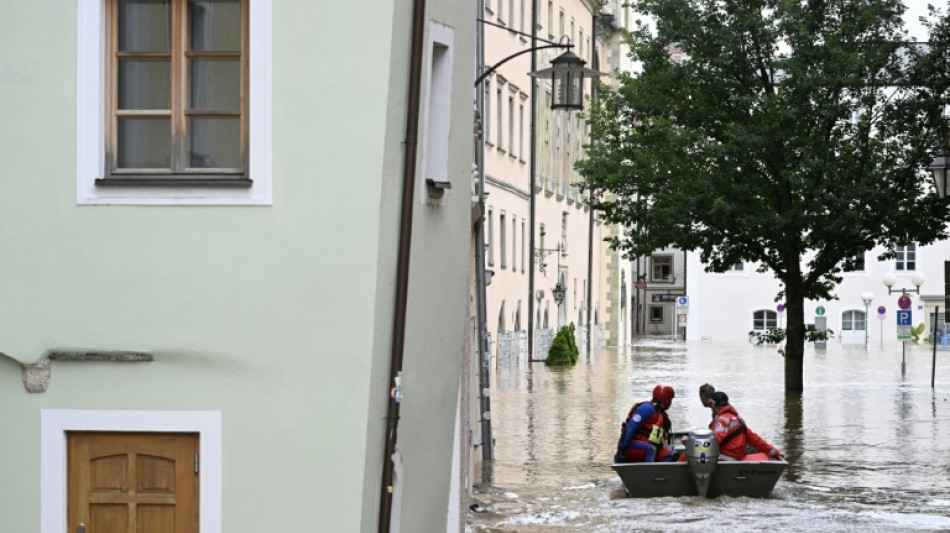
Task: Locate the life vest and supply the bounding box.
[619,401,670,447]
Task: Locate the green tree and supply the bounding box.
[578,0,950,391]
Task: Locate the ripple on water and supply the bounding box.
[468,342,950,532]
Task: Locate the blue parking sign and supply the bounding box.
[896,310,912,326]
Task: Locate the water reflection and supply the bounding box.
[468,340,950,532]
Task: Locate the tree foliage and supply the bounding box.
[578,0,950,390]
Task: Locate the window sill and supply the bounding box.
[96,176,253,188]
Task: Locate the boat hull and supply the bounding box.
[612,459,787,498]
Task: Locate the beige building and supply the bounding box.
[479,0,626,368]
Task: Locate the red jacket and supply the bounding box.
[710,405,776,460]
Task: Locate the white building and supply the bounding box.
[685,240,950,346]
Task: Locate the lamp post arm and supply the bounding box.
[478,18,565,45]
[475,43,572,87]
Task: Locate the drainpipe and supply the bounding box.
[527,0,538,361]
[378,0,426,530]
[474,0,494,460]
[586,11,598,357]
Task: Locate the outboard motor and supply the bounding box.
[685,428,719,497]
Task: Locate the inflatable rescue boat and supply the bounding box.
[612,428,787,498]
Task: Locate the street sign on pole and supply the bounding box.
[898,295,912,310]
[897,309,913,341]
[676,296,689,314]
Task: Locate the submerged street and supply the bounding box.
[466,339,950,532]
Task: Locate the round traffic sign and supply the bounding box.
[897,295,912,310]
[777,304,785,313]
[877,305,886,315]
[815,305,826,316]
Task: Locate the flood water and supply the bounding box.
[466,340,950,532]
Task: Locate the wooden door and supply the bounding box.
[68,432,199,533]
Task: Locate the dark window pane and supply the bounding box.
[189,0,242,51]
[189,117,240,168]
[189,58,240,110]
[117,117,170,168]
[118,0,171,52]
[118,59,170,109]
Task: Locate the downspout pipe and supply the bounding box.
[474,0,494,460]
[379,0,427,530]
[527,0,538,361]
[586,11,597,357]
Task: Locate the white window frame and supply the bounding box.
[77,0,273,205]
[420,21,455,206]
[895,244,917,271]
[41,409,222,533]
[500,211,507,269]
[752,309,778,331]
[841,309,867,331]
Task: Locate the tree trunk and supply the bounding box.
[784,281,806,391]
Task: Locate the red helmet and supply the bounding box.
[653,384,675,409]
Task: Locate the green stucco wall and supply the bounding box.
[0,1,474,531]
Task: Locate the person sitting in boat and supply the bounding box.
[709,392,784,461]
[699,383,716,420]
[615,384,679,463]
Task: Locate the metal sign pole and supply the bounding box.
[933,306,939,389]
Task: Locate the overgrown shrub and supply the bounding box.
[546,323,579,366]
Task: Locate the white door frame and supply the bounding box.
[41,409,222,533]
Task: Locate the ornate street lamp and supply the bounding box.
[551,281,566,305]
[530,50,603,110]
[882,271,925,294]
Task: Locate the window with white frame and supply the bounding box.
[500,212,507,269]
[650,305,663,323]
[842,310,866,331]
[895,244,916,271]
[77,0,273,205]
[512,216,517,271]
[651,255,672,282]
[508,93,515,156]
[547,1,554,39]
[496,83,504,152]
[484,80,492,145]
[753,310,778,331]
[843,252,866,272]
[561,212,568,253]
[487,208,495,266]
[520,0,525,32]
[521,220,526,273]
[518,98,525,162]
[102,0,247,186]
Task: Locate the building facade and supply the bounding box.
[0,1,476,531]
[685,240,950,346]
[480,0,625,365]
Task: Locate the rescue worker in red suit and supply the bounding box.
[615,384,679,463]
[709,392,784,461]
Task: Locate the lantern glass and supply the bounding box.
[930,151,950,199]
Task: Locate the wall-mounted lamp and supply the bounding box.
[551,282,566,305]
[929,145,950,200]
[530,50,603,111]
